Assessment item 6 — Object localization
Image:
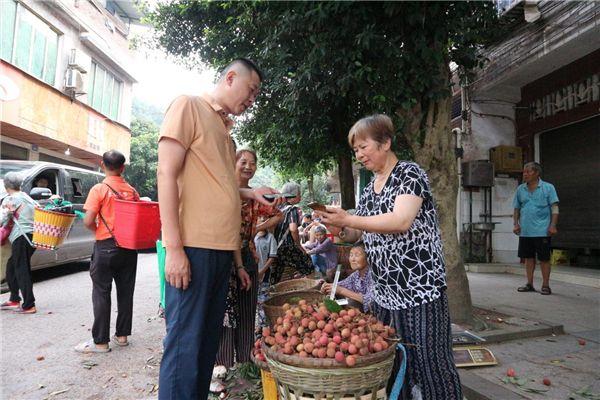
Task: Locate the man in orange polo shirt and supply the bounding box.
[75,150,139,354]
[157,59,280,400]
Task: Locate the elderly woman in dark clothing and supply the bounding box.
[1,172,37,314]
[318,114,462,400]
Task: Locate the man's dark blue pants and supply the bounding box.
[159,247,232,400]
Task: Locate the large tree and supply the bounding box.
[149,1,503,323]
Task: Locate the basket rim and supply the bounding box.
[114,198,159,205]
[34,207,77,218]
[250,351,270,371]
[261,337,397,369]
[263,290,325,306]
[271,278,322,293]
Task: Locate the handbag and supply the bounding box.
[0,220,14,246]
[0,206,20,246]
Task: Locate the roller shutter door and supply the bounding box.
[539,116,600,249]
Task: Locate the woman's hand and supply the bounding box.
[320,282,335,295]
[317,207,350,228]
[237,268,251,291]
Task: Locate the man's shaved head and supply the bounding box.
[219,58,264,82]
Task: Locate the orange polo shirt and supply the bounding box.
[84,176,139,241]
[159,94,241,251]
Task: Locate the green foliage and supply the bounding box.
[148,1,502,202]
[125,117,159,200]
[132,98,164,127]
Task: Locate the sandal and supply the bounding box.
[111,335,129,347]
[517,283,536,292]
[540,286,552,295]
[74,339,111,353]
[209,379,225,393]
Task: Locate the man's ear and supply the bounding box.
[226,70,237,87]
[119,165,125,174]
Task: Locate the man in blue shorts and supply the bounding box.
[513,162,559,295]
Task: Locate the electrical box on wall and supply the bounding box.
[490,145,523,173]
[462,160,494,187]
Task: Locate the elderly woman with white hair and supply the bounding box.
[0,172,37,314]
[269,182,313,284]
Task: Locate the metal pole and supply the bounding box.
[469,189,473,261]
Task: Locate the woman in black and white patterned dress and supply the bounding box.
[319,114,462,400]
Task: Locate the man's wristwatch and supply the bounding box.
[236,265,245,271]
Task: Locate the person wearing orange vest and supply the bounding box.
[75,150,139,354]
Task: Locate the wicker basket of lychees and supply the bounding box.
[261,299,399,398]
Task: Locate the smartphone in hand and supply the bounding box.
[263,193,296,200]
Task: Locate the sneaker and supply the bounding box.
[0,301,21,310]
[15,306,37,314]
[209,379,225,393]
[212,365,227,379]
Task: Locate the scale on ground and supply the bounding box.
[452,325,498,368]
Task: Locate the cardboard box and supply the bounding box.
[490,146,523,173]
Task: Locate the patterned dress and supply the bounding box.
[217,199,278,367]
[356,161,461,400]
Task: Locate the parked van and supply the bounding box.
[1,160,104,290]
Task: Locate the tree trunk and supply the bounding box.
[337,152,356,210]
[307,175,315,202]
[399,95,473,325]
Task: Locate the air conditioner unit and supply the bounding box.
[65,68,87,95]
[68,48,91,73]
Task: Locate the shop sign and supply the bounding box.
[87,114,106,153]
[529,73,599,121]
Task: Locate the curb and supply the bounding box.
[459,309,565,399]
[465,263,600,288]
[472,308,565,343]
[460,370,527,400]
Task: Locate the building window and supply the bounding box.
[87,61,122,120]
[0,0,58,86]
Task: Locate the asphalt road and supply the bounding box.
[0,253,164,400]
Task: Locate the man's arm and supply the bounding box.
[83,210,97,231]
[82,185,102,232]
[548,203,559,235]
[157,138,191,290]
[513,208,521,235]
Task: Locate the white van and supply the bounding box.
[1,160,104,291]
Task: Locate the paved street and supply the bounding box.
[466,272,600,400]
[2,255,599,400]
[1,253,164,400]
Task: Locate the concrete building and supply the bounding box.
[1,0,141,169]
[455,0,600,265]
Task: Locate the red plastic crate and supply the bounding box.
[113,199,161,250]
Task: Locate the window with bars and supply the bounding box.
[1,0,58,86]
[87,61,122,120]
